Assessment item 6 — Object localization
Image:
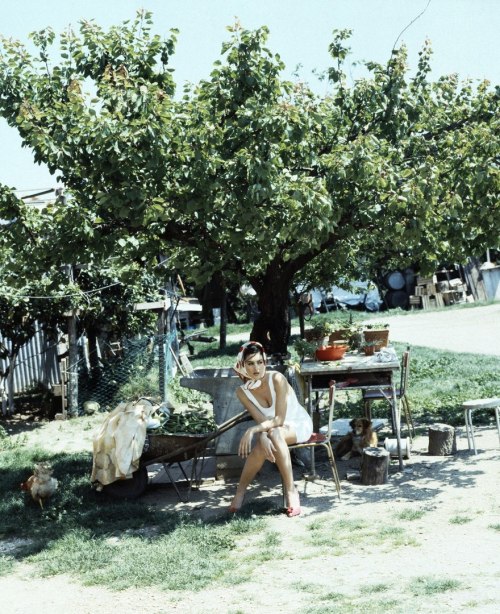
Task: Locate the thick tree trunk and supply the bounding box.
[250,267,292,356]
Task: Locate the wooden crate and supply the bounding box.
[409,295,422,309]
[421,295,433,309]
[416,276,435,286]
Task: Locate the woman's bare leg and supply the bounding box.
[230,440,267,510]
[268,427,300,508]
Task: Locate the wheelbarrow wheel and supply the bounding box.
[102,466,148,499]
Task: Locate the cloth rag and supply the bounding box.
[91,400,154,486]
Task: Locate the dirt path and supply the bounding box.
[233,303,500,356]
[379,303,500,356]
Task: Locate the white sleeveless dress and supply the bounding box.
[241,372,313,444]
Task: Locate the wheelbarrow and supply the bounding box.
[103,410,250,500]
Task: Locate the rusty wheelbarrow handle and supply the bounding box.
[141,410,251,466]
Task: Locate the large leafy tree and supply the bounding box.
[1,13,498,355]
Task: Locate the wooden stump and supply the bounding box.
[428,423,457,455]
[361,447,389,485]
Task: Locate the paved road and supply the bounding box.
[369,303,500,356]
[229,303,500,356]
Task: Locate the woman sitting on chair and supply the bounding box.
[229,341,313,517]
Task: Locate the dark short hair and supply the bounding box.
[241,342,266,362]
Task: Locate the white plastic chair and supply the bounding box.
[463,398,500,454]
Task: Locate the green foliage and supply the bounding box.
[0,15,499,354]
[293,338,317,359]
[396,508,427,521]
[401,346,500,425]
[154,407,216,435]
[449,515,472,525]
[363,322,390,330]
[0,425,22,451]
[0,555,15,576]
[306,516,418,553]
[28,523,240,590]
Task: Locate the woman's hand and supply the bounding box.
[238,427,257,458]
[260,432,276,463]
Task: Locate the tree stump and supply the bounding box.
[428,423,457,455]
[361,447,389,485]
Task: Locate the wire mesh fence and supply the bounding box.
[78,330,177,413]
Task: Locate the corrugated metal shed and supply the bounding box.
[0,329,60,394]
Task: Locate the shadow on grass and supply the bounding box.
[192,341,243,361]
[0,416,50,438]
[0,448,252,560]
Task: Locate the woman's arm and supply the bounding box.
[236,374,289,458]
[236,374,288,433]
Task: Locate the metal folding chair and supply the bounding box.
[288,380,341,499]
[363,347,415,439]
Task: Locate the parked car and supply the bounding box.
[311,282,382,313]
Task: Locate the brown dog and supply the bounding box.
[335,418,378,460]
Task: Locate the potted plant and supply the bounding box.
[361,340,379,356]
[304,319,336,345]
[362,322,390,349]
[293,339,318,361]
[328,320,363,348]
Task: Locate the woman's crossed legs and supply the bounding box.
[230,426,300,512]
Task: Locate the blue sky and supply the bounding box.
[1,0,499,194]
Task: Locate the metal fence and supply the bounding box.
[0,329,60,395]
[1,327,176,414]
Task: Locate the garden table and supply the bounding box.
[300,352,404,472]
